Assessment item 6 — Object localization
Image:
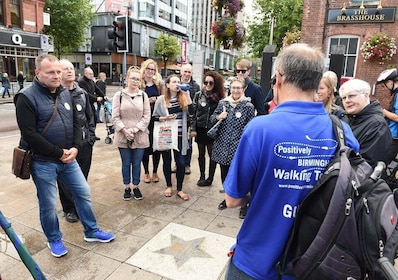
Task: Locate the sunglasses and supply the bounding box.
[235,69,247,74]
[204,81,214,86]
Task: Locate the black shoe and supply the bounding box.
[123,188,132,201]
[133,187,143,200]
[65,212,79,223]
[95,136,101,141]
[196,177,205,186]
[218,200,227,210]
[239,205,248,219]
[198,178,212,187]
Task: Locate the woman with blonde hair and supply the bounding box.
[112,67,151,201]
[315,75,347,120]
[140,59,165,184]
[152,74,193,200]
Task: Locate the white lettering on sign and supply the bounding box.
[11,34,26,46]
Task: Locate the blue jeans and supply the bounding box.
[118,147,145,185]
[225,258,256,280]
[32,160,98,242]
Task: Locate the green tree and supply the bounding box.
[44,0,95,57]
[247,0,303,57]
[154,33,181,76]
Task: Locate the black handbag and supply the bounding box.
[207,119,223,139]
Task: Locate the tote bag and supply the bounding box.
[153,120,179,151]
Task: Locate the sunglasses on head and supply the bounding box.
[204,81,214,85]
[235,69,247,74]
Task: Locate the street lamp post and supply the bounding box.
[162,52,168,77]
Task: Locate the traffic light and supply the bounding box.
[107,15,128,52]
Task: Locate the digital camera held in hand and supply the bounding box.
[177,84,190,91]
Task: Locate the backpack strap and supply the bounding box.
[330,114,346,150]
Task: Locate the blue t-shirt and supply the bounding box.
[388,89,398,139]
[223,101,359,280]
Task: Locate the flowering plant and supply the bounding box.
[360,33,397,64]
[281,27,301,50]
[212,0,244,17]
[211,16,245,48]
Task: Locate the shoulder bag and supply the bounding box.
[12,98,59,179]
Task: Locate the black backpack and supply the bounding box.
[278,115,398,280]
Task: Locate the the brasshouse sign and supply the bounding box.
[328,7,396,24]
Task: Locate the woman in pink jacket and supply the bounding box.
[112,67,151,201]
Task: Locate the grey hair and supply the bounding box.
[275,43,324,91]
[339,79,371,97]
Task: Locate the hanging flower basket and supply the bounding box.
[211,16,245,49]
[360,33,397,64]
[212,0,244,17]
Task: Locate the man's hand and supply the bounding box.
[60,147,78,163]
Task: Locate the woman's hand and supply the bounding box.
[161,114,177,121]
[217,105,227,120]
[123,128,135,141]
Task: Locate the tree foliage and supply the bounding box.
[154,33,181,74]
[44,0,95,57]
[247,0,303,57]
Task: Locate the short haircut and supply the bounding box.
[36,54,59,70]
[275,43,324,91]
[339,79,371,97]
[236,59,252,69]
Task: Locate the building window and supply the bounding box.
[0,0,3,25]
[10,0,20,27]
[328,36,359,78]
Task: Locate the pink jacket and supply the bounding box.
[112,89,151,149]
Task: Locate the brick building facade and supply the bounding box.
[301,0,398,108]
[0,0,47,84]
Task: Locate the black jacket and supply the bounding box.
[78,76,104,105]
[192,90,219,130]
[347,100,392,166]
[244,78,266,115]
[70,83,96,146]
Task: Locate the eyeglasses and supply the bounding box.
[204,81,214,85]
[129,77,140,82]
[231,86,243,90]
[235,69,247,74]
[146,68,155,71]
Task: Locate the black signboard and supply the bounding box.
[328,7,396,24]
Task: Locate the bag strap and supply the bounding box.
[41,97,58,136]
[329,114,346,150]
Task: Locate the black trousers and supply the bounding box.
[58,142,93,213]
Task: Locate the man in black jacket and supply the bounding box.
[58,59,96,223]
[78,67,104,140]
[15,54,115,258]
[339,78,392,167]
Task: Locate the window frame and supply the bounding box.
[327,35,360,78]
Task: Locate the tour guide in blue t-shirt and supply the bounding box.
[223,44,360,280]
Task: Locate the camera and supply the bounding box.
[127,139,134,148]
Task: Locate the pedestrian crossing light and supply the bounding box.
[107,15,128,52]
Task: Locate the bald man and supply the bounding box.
[78,67,105,139]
